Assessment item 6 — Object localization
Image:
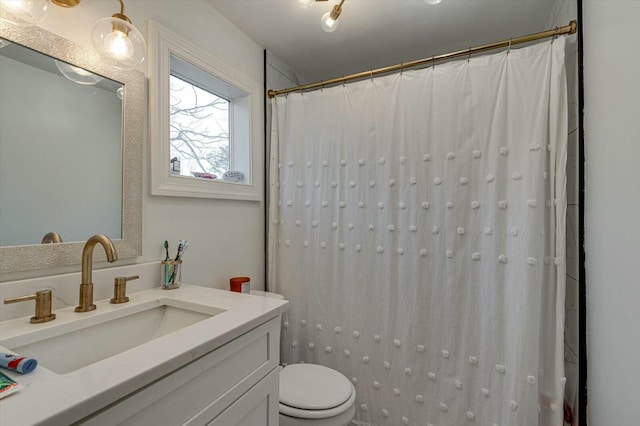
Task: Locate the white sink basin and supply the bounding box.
[0,298,226,374]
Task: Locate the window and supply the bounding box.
[149,21,261,200]
[170,67,231,180]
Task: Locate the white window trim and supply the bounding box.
[148,20,262,201]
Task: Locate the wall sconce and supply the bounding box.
[321,0,345,33]
[0,0,80,25]
[0,0,48,25]
[90,0,145,70]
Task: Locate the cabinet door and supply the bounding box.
[206,368,279,426]
[81,317,281,426]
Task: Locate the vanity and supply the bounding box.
[0,282,288,425]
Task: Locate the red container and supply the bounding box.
[230,276,250,293]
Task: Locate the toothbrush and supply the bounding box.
[174,241,183,261]
[176,240,188,261]
[163,241,171,286]
[164,240,170,261]
[169,240,187,283]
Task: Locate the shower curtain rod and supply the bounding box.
[267,20,577,99]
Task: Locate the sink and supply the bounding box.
[0,299,226,375]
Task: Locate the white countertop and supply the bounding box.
[0,285,288,426]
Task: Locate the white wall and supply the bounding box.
[584,1,640,424]
[17,0,267,290]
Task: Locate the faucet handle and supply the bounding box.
[110,275,139,304]
[4,290,56,324]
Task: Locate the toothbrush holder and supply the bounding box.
[161,260,182,290]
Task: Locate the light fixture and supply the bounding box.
[0,0,50,26]
[0,0,81,26]
[91,0,145,70]
[321,0,345,33]
[426,0,443,5]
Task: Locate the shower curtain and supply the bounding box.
[269,38,567,426]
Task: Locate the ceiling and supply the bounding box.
[206,0,559,83]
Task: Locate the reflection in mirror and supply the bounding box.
[0,22,143,274]
[0,38,124,246]
[41,232,63,244]
[54,60,104,86]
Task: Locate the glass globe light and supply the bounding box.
[104,30,133,60]
[0,0,49,26]
[321,11,339,33]
[426,0,443,5]
[91,15,145,70]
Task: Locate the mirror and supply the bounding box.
[0,21,143,274]
[0,40,123,246]
[149,21,262,201]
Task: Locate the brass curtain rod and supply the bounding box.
[268,20,577,99]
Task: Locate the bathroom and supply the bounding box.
[0,0,638,425]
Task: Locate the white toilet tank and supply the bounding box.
[249,290,285,300]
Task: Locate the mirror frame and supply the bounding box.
[0,20,143,274]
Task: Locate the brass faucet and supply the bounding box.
[41,231,63,244]
[75,234,118,312]
[4,290,56,323]
[110,275,139,304]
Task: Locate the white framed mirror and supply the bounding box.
[0,20,144,274]
[148,20,262,201]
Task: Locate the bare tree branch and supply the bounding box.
[169,76,230,177]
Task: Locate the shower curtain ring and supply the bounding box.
[400,63,404,76]
[432,55,435,69]
[343,76,346,88]
[370,70,373,82]
[507,38,512,54]
[467,48,472,63]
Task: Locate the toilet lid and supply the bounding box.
[280,363,353,410]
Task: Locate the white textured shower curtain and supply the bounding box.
[269,39,567,426]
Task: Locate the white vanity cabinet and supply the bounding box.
[80,316,281,426]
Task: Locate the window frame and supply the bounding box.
[149,21,262,201]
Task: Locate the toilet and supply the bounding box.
[250,291,357,425]
[279,363,356,426]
